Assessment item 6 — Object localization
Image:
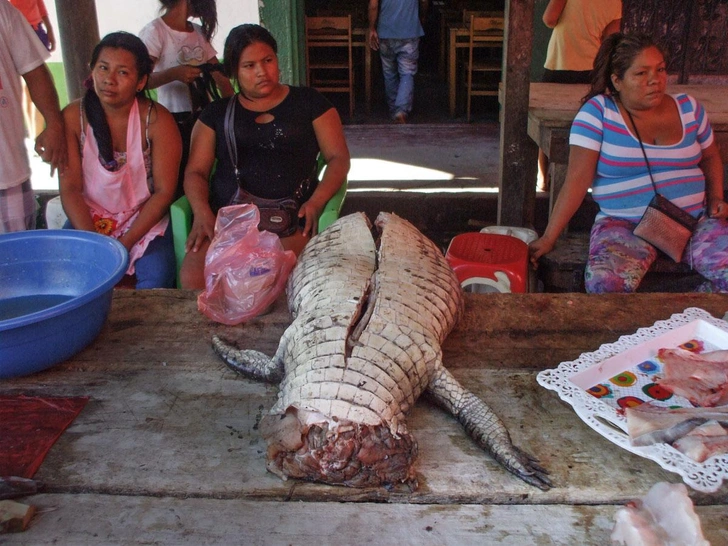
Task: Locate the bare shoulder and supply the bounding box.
[141,98,178,138]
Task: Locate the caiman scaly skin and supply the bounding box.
[213,212,551,490]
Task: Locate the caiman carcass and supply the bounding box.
[213,212,551,490]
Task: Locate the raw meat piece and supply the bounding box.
[672,421,728,463]
[625,404,728,447]
[656,348,728,407]
[611,482,709,546]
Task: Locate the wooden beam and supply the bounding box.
[55,0,100,101]
[498,0,537,228]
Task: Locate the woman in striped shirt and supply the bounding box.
[529,33,728,293]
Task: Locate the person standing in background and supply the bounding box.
[139,0,234,198]
[10,0,57,139]
[368,0,427,124]
[538,0,622,191]
[9,0,55,51]
[0,0,65,232]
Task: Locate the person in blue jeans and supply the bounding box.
[368,0,426,123]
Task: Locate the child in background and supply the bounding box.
[139,0,234,197]
[9,0,56,51]
[10,0,57,138]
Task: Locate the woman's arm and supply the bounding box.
[700,141,727,219]
[542,0,567,28]
[59,102,95,231]
[183,120,218,252]
[529,145,599,266]
[298,108,351,236]
[117,101,181,251]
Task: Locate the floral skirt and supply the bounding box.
[585,216,728,293]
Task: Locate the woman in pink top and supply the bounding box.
[59,32,181,288]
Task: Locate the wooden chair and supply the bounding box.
[305,16,355,118]
[463,15,504,122]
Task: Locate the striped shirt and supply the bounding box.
[570,93,713,222]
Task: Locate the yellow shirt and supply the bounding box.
[544,0,622,72]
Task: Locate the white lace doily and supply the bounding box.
[536,307,728,493]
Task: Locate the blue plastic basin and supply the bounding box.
[0,230,128,379]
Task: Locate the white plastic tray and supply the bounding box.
[536,307,728,493]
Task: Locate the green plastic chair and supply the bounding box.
[170,155,347,287]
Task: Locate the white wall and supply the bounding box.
[44,0,260,63]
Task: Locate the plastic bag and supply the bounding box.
[197,204,297,325]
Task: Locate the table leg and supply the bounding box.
[449,28,456,117]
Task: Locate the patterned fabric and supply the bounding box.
[585,216,728,293]
[0,179,36,232]
[570,94,713,222]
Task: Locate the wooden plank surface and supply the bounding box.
[3,495,727,545]
[2,291,728,543]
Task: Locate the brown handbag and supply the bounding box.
[626,107,698,262]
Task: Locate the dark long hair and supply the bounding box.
[85,32,153,167]
[160,0,218,42]
[223,24,278,84]
[583,33,666,104]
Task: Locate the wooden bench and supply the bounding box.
[538,232,705,293]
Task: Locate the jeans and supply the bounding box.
[63,221,176,289]
[378,38,420,117]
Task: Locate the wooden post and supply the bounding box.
[55,0,100,101]
[260,0,305,86]
[497,0,537,228]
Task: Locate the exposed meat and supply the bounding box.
[213,212,551,490]
[611,482,709,546]
[672,421,728,463]
[625,403,728,447]
[655,347,728,407]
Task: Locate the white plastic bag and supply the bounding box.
[197,204,297,325]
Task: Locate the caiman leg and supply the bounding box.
[427,366,552,491]
[212,335,284,383]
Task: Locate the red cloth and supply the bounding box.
[0,395,89,478]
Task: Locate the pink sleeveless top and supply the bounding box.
[81,99,169,274]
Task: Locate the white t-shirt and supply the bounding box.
[139,17,217,113]
[0,1,50,190]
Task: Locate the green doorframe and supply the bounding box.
[259,0,306,86]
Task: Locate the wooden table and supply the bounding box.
[3,290,728,544]
[448,23,504,116]
[528,83,728,214]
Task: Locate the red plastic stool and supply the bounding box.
[445,232,529,293]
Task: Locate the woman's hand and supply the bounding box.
[707,196,728,219]
[298,198,325,238]
[528,236,557,269]
[186,207,216,253]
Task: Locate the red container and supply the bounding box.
[445,232,528,293]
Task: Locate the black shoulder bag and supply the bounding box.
[224,95,311,237]
[627,107,698,262]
